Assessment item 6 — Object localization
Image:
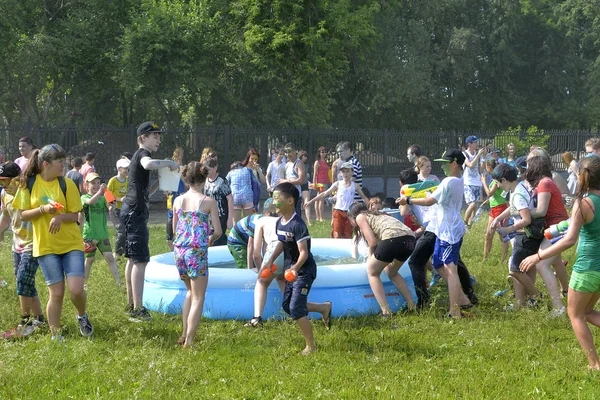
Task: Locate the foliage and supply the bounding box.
[495,125,551,156]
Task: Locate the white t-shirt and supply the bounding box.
[266,161,285,189]
[509,182,533,222]
[462,150,482,187]
[431,176,465,244]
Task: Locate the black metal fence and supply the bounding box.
[0,125,596,195]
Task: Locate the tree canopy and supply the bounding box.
[0,0,598,130]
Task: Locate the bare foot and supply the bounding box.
[301,346,316,356]
[176,336,186,345]
[322,301,332,330]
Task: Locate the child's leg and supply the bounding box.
[302,191,311,225]
[385,260,415,309]
[552,255,570,293]
[63,251,87,316]
[535,255,564,310]
[407,233,435,307]
[132,262,148,309]
[47,281,66,336]
[568,289,600,369]
[16,252,43,317]
[184,275,209,347]
[366,256,393,315]
[166,218,174,252]
[102,252,121,284]
[484,216,494,259]
[500,236,509,261]
[84,255,95,283]
[125,258,134,306]
[180,278,192,343]
[297,316,316,354]
[254,274,278,317]
[231,208,242,225]
[441,262,462,317]
[314,199,322,221]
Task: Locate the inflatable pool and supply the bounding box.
[143,238,417,320]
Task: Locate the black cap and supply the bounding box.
[434,149,466,166]
[136,121,164,136]
[0,161,21,179]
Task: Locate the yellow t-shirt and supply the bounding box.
[107,176,128,210]
[13,175,84,257]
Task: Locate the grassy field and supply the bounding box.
[0,217,598,399]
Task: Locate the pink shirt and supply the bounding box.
[80,163,96,181]
[15,156,29,171]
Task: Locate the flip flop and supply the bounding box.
[322,301,332,330]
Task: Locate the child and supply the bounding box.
[247,199,332,328]
[121,121,179,322]
[490,163,543,310]
[107,158,130,258]
[65,157,84,194]
[266,149,286,196]
[304,161,368,239]
[227,212,262,269]
[172,161,221,347]
[348,202,416,316]
[400,150,474,317]
[481,158,509,261]
[312,146,331,222]
[14,144,93,340]
[520,155,600,370]
[81,172,120,285]
[0,161,46,333]
[263,182,331,355]
[166,147,186,251]
[80,152,96,182]
[226,161,258,225]
[368,197,383,211]
[280,143,306,216]
[416,156,439,182]
[203,157,234,246]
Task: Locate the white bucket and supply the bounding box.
[158,168,182,192]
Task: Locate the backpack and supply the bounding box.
[246,167,261,212]
[28,175,68,204]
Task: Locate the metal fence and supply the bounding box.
[0,125,596,194]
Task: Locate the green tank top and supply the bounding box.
[573,194,600,273]
[489,180,507,208]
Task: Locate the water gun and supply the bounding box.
[41,196,64,211]
[308,183,324,191]
[104,190,116,203]
[544,219,569,240]
[259,264,278,279]
[400,180,439,199]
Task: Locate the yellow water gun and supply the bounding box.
[400,180,439,199]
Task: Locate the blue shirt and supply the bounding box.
[276,213,316,271]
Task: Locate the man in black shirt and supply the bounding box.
[122,121,178,322]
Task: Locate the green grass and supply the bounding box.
[1,218,599,399]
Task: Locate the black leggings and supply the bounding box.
[407,231,474,307]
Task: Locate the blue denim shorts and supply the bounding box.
[37,251,85,286]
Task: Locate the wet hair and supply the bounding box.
[382,197,398,209]
[204,157,218,170]
[416,156,431,174]
[369,197,382,210]
[298,150,308,160]
[273,182,299,207]
[336,141,351,152]
[348,202,388,243]
[182,161,209,186]
[230,161,243,170]
[562,151,575,166]
[491,163,518,183]
[485,158,498,171]
[85,152,95,162]
[19,144,67,187]
[121,152,133,160]
[242,148,260,167]
[576,156,600,202]
[585,138,600,151]
[71,157,83,168]
[399,168,418,185]
[172,147,184,164]
[200,147,217,162]
[408,145,422,158]
[262,198,277,217]
[525,155,552,189]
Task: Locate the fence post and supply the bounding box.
[129,124,136,153]
[383,130,389,195]
[260,130,268,172]
[223,125,231,170]
[307,127,314,165]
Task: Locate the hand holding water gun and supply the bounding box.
[400,180,439,199]
[544,219,570,240]
[41,196,63,212]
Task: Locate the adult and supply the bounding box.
[462,136,486,227]
[298,150,312,225]
[278,143,306,216]
[226,161,258,225]
[200,147,217,163]
[585,138,600,157]
[406,144,423,173]
[242,148,266,185]
[336,141,363,202]
[313,146,331,222]
[204,157,234,246]
[15,136,35,171]
[562,151,579,195]
[499,143,517,167]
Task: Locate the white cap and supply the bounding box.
[116,159,130,169]
[340,161,353,170]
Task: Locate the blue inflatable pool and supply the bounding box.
[143,238,417,320]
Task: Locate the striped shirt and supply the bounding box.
[227,213,262,246]
[346,155,363,202]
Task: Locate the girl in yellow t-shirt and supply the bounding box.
[14,144,93,341]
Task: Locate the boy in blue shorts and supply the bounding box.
[0,161,45,333]
[263,182,331,354]
[400,150,470,318]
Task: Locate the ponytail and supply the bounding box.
[18,149,42,188]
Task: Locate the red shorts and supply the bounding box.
[490,203,508,218]
[332,209,352,239]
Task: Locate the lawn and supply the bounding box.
[0,217,598,399]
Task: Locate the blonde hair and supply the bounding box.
[416,156,431,173]
[562,151,575,166]
[172,147,184,165]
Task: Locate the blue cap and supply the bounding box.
[465,135,478,144]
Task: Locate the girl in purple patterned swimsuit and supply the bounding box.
[172,161,222,348]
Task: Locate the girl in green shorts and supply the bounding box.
[521,155,600,371]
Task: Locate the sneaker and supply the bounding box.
[76,313,94,337]
[18,316,32,328]
[129,307,152,323]
[548,306,566,319]
[504,303,515,312]
[467,293,479,306]
[470,275,476,286]
[32,316,46,328]
[51,335,65,342]
[124,304,134,316]
[429,272,442,288]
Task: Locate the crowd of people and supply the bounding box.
[0,126,599,370]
